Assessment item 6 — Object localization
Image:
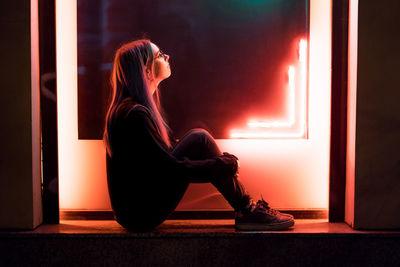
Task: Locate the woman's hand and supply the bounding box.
[222,152,238,160]
[223,152,240,175]
[224,152,240,174]
[213,152,240,178]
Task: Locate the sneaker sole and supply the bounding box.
[235,219,295,231]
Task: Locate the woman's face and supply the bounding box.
[148,43,171,87]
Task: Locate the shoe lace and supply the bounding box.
[256,195,278,216]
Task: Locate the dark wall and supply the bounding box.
[352,0,400,229]
[0,0,42,229]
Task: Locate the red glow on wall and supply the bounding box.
[230,39,308,139]
[57,0,331,211]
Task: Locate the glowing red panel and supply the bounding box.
[230,39,308,139]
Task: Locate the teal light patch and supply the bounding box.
[214,0,286,20]
[232,0,277,8]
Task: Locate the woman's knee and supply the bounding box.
[187,128,213,142]
[176,128,221,159]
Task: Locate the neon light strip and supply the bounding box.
[231,131,306,138]
[299,39,307,136]
[230,39,307,138]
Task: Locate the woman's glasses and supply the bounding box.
[155,50,168,60]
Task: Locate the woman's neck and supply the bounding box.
[149,82,158,95]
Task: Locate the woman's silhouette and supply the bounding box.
[104,39,294,232]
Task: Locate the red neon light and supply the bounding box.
[230,38,308,139]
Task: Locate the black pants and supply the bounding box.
[115,128,251,231]
[170,128,251,212]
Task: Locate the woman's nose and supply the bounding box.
[165,54,170,62]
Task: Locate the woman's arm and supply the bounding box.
[126,106,238,180]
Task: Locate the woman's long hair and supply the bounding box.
[103,39,172,156]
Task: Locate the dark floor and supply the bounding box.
[6,219,385,234]
[1,220,400,266]
[5,219,400,235]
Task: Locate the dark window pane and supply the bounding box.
[78,0,309,139]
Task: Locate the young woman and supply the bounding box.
[104,39,294,232]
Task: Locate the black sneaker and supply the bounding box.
[235,197,295,231]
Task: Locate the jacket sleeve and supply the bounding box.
[126,106,238,180]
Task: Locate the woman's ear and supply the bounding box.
[145,68,153,81]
